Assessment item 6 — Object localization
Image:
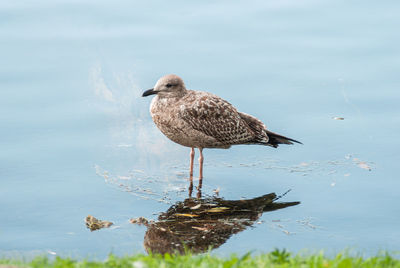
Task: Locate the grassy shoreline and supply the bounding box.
[1,250,399,268]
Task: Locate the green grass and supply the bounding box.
[0,249,399,268]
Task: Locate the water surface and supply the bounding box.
[1,0,399,259]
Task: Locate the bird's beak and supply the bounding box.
[142,88,158,97]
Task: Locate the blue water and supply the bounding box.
[1,0,399,259]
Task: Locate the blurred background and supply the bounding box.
[0,0,399,259]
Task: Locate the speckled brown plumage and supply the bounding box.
[142,74,301,179]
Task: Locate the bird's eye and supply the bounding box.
[166,83,173,88]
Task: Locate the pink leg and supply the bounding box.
[198,148,204,179]
[197,148,204,198]
[189,147,195,177]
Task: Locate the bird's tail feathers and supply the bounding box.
[238,111,302,147]
[264,130,302,148]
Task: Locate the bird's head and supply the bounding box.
[142,74,186,98]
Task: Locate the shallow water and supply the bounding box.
[1,0,400,259]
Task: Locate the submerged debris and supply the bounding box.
[85,215,113,231]
[130,217,150,226]
[355,160,372,171]
[357,162,372,171]
[352,158,373,171]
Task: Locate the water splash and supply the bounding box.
[89,63,184,165]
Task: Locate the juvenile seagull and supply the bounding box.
[142,74,301,179]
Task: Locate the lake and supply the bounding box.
[1,0,399,259]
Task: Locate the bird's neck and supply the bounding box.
[150,92,184,114]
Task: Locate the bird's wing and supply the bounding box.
[237,112,269,143]
[179,91,255,145]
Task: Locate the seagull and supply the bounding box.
[142,74,301,179]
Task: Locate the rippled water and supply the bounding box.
[1,0,399,259]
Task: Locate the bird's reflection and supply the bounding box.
[143,187,300,254]
[188,177,202,198]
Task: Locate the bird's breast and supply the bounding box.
[150,97,184,133]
